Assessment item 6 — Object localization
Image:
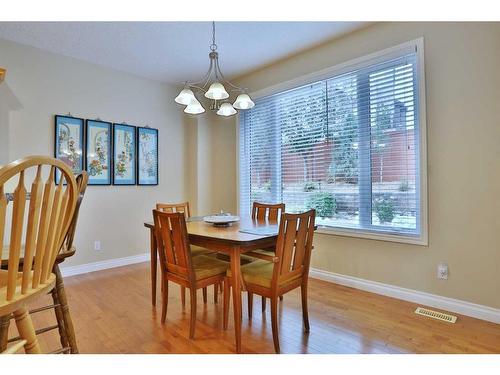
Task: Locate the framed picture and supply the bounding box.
[113,123,136,185]
[54,115,84,182]
[85,120,112,185]
[137,127,159,186]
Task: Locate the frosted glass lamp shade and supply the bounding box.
[184,98,205,114]
[175,88,195,105]
[216,102,237,117]
[204,82,229,100]
[233,93,255,110]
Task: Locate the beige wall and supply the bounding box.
[0,38,186,268]
[185,110,237,216]
[211,22,500,309]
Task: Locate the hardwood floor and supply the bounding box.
[4,262,500,353]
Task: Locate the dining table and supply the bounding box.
[144,216,280,353]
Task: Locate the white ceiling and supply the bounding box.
[0,22,369,84]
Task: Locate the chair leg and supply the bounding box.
[301,283,310,333]
[261,296,266,312]
[202,287,208,304]
[161,279,169,323]
[181,286,186,307]
[219,281,223,294]
[247,292,253,319]
[189,288,197,339]
[223,280,230,330]
[53,264,78,353]
[270,296,280,354]
[13,308,41,354]
[0,315,10,352]
[51,287,69,350]
[213,284,218,304]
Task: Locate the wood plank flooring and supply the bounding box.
[4,262,500,353]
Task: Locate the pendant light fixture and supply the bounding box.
[174,22,255,116]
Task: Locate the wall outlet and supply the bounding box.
[94,241,102,251]
[437,263,448,280]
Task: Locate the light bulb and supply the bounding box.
[184,97,205,115]
[217,102,237,117]
[175,88,195,105]
[233,93,255,110]
[205,82,229,100]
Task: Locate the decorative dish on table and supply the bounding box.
[203,211,240,227]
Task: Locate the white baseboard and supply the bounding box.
[59,254,500,325]
[60,253,150,278]
[310,268,500,324]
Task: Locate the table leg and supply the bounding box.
[230,247,242,353]
[149,228,157,306]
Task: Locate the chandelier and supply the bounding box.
[174,22,255,116]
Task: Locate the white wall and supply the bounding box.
[0,38,186,267]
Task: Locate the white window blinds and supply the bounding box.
[239,45,424,240]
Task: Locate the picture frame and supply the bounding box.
[137,127,159,186]
[112,123,136,185]
[54,115,84,183]
[85,119,112,185]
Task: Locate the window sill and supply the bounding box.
[315,226,428,246]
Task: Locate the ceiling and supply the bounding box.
[0,22,369,84]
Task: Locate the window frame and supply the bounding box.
[237,38,428,246]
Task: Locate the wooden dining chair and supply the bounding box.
[156,201,191,217]
[251,202,285,224]
[251,202,285,312]
[223,209,316,353]
[0,171,88,354]
[156,202,218,304]
[152,210,229,339]
[0,156,78,354]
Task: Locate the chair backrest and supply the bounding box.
[0,156,78,300]
[156,202,191,218]
[272,210,316,288]
[251,202,285,223]
[152,209,194,283]
[63,171,89,251]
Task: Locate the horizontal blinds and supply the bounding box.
[240,51,420,236]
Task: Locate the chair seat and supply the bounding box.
[227,259,301,288]
[190,245,214,257]
[0,271,56,316]
[193,255,230,281]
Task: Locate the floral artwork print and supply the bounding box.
[55,115,84,182]
[86,120,111,185]
[113,124,136,185]
[137,127,158,185]
[116,132,133,177]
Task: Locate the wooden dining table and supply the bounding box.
[144,217,279,353]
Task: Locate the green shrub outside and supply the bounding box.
[374,198,395,224]
[307,192,336,218]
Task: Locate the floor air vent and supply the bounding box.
[414,307,457,323]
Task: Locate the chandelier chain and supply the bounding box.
[210,21,217,51]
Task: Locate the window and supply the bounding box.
[239,40,427,244]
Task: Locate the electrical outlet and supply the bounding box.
[94,241,102,251]
[437,263,448,280]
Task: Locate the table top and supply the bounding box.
[144,217,280,246]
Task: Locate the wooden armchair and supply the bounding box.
[152,210,229,339]
[0,156,78,353]
[223,209,316,353]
